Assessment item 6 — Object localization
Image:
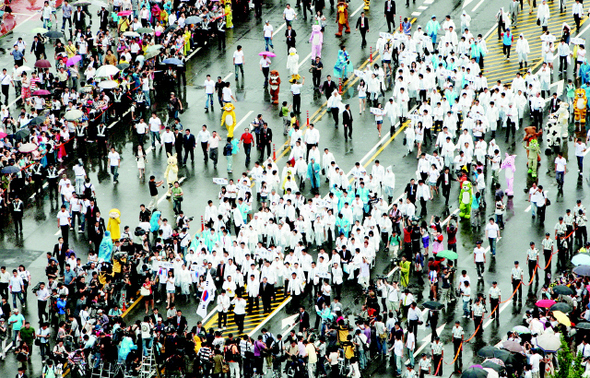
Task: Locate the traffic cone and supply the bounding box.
[399,16,402,32]
[201,215,204,231]
[306,110,310,126]
[369,47,373,62]
[338,78,342,94]
[273,144,276,160]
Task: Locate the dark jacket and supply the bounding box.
[184,133,196,149]
[321,80,338,98]
[343,109,353,126]
[356,16,369,31]
[260,127,273,144]
[285,28,297,45]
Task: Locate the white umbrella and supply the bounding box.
[18,142,38,153]
[483,368,499,378]
[537,333,562,352]
[64,109,84,121]
[98,80,119,89]
[15,66,32,75]
[123,31,140,38]
[95,65,120,78]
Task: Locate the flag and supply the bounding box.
[196,272,216,318]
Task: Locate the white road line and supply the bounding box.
[441,208,460,225]
[471,0,485,12]
[349,3,365,18]
[146,146,153,153]
[418,5,428,10]
[14,13,38,30]
[410,322,447,359]
[424,0,434,3]
[235,110,254,129]
[223,72,233,81]
[54,229,61,236]
[411,11,421,16]
[157,176,186,205]
[297,52,313,69]
[579,19,590,36]
[275,22,287,35]
[249,297,292,336]
[525,205,531,212]
[187,47,202,61]
[584,148,590,156]
[482,300,511,329]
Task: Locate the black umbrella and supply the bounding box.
[14,127,30,140]
[28,116,45,126]
[46,30,64,39]
[1,165,20,174]
[477,346,509,359]
[422,301,444,310]
[164,25,177,34]
[481,361,503,372]
[116,63,130,70]
[550,302,574,313]
[498,352,524,367]
[573,265,590,277]
[461,367,489,378]
[552,285,575,295]
[576,322,590,330]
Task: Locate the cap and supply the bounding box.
[265,20,269,23]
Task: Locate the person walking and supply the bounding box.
[259,123,273,161]
[9,196,24,235]
[501,28,513,61]
[197,125,211,163]
[384,0,396,33]
[573,0,584,31]
[263,20,274,51]
[575,138,587,175]
[240,128,254,165]
[488,281,501,321]
[57,205,71,246]
[107,147,121,183]
[233,45,245,81]
[473,241,486,279]
[260,55,271,88]
[537,0,550,32]
[203,74,215,112]
[285,25,297,51]
[555,152,567,192]
[291,76,304,114]
[485,217,500,256]
[183,129,196,164]
[171,181,183,215]
[208,131,222,169]
[511,261,524,302]
[147,176,163,211]
[526,242,540,283]
[356,13,370,49]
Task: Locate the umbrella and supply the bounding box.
[164,25,177,34]
[137,27,154,34]
[80,86,94,93]
[552,285,575,295]
[28,116,46,126]
[145,50,161,59]
[162,58,183,66]
[572,254,590,266]
[0,132,7,139]
[185,15,202,24]
[550,302,573,313]
[535,299,556,308]
[66,55,81,67]
[501,340,525,354]
[437,250,458,259]
[123,31,140,38]
[512,325,531,334]
[117,10,132,16]
[461,367,489,378]
[481,361,503,372]
[14,66,31,75]
[116,63,130,70]
[422,301,444,310]
[31,27,48,34]
[45,30,64,39]
[1,165,20,174]
[64,109,84,121]
[573,265,590,277]
[483,368,499,378]
[98,80,118,89]
[18,142,37,153]
[146,44,163,52]
[71,0,92,5]
[537,333,562,352]
[14,127,30,140]
[477,347,509,359]
[34,59,51,68]
[32,90,51,96]
[258,51,277,57]
[95,65,120,77]
[576,322,590,330]
[553,310,572,326]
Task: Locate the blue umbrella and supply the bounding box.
[162,58,184,66]
[1,165,20,174]
[571,254,590,266]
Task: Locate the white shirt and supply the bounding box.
[204,79,215,94]
[233,50,244,64]
[57,210,70,226]
[263,24,274,38]
[485,223,499,238]
[473,247,486,262]
[107,151,120,166]
[283,7,296,21]
[555,156,567,172]
[149,117,162,132]
[575,143,587,157]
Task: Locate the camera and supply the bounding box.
[187,216,194,222]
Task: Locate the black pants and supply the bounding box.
[248,295,259,313]
[313,72,321,88]
[532,109,543,127]
[453,338,462,363]
[360,31,367,48]
[498,21,506,40]
[331,108,339,126]
[0,283,7,299]
[13,214,23,234]
[61,224,69,246]
[1,84,8,104]
[474,316,483,336]
[218,311,227,328]
[512,279,522,301]
[559,56,568,72]
[386,15,394,32]
[538,205,546,224]
[235,313,245,332]
[432,354,443,376]
[293,93,301,113]
[184,147,194,163]
[420,198,427,217]
[344,123,353,139]
[528,260,538,282]
[490,298,499,319]
[543,249,552,273]
[505,119,516,141]
[262,66,269,87]
[201,142,208,162]
[503,44,511,58]
[476,261,485,277]
[575,14,582,30]
[38,300,47,322]
[259,143,271,160]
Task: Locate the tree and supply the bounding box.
[552,335,584,378]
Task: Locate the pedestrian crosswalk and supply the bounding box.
[204,288,289,335]
[484,1,588,84]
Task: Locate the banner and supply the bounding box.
[213,178,228,185]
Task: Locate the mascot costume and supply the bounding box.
[335,1,350,36]
[556,103,570,136]
[269,70,281,104]
[286,47,300,83]
[107,209,121,241]
[310,25,323,59]
[523,139,541,178]
[224,2,233,29]
[164,153,179,197]
[221,102,237,137]
[458,181,473,219]
[574,88,587,129]
[500,154,517,196]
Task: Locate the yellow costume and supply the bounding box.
[106,209,121,241]
[574,88,587,127]
[183,30,191,55]
[225,3,233,29]
[221,102,237,137]
[164,153,179,196]
[335,1,350,36]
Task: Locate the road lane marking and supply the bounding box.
[471,0,485,12]
[297,52,313,69]
[14,13,38,30]
[349,3,365,18]
[157,176,186,205]
[411,11,421,16]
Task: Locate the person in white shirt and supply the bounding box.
[217,290,230,329]
[233,45,245,81]
[575,138,587,175]
[148,113,162,147]
[203,74,216,112]
[107,147,120,183]
[554,152,567,190]
[263,20,274,51]
[283,4,297,26]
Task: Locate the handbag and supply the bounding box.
[140,286,151,296]
[35,339,41,346]
[545,198,551,206]
[537,18,541,26]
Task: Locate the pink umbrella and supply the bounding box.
[66,55,81,66]
[0,132,7,139]
[117,10,132,16]
[32,89,51,96]
[536,299,557,308]
[258,51,276,57]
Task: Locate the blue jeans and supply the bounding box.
[358,350,367,370]
[488,237,497,255]
[376,337,387,356]
[151,131,161,146]
[75,176,85,195]
[395,355,402,375]
[235,63,244,79]
[556,171,565,187]
[406,347,415,366]
[11,291,23,308]
[463,300,470,317]
[143,90,151,107]
[205,93,214,109]
[244,143,252,162]
[110,165,119,181]
[531,202,537,217]
[43,18,50,29]
[264,37,274,51]
[142,337,153,356]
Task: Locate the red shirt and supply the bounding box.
[240,132,254,144]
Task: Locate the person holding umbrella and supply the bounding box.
[259,52,272,87]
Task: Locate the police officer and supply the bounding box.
[511,261,524,302]
[30,162,45,196]
[75,122,87,158]
[96,123,107,156]
[488,281,501,321]
[472,297,486,336]
[430,336,443,376]
[46,163,59,203]
[9,196,24,234]
[451,321,464,367]
[526,242,539,283]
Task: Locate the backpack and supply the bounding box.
[225,344,241,362]
[223,142,232,157]
[84,183,93,199]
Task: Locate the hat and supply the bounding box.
[265,20,269,23]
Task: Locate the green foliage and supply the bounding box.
[551,335,584,378]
